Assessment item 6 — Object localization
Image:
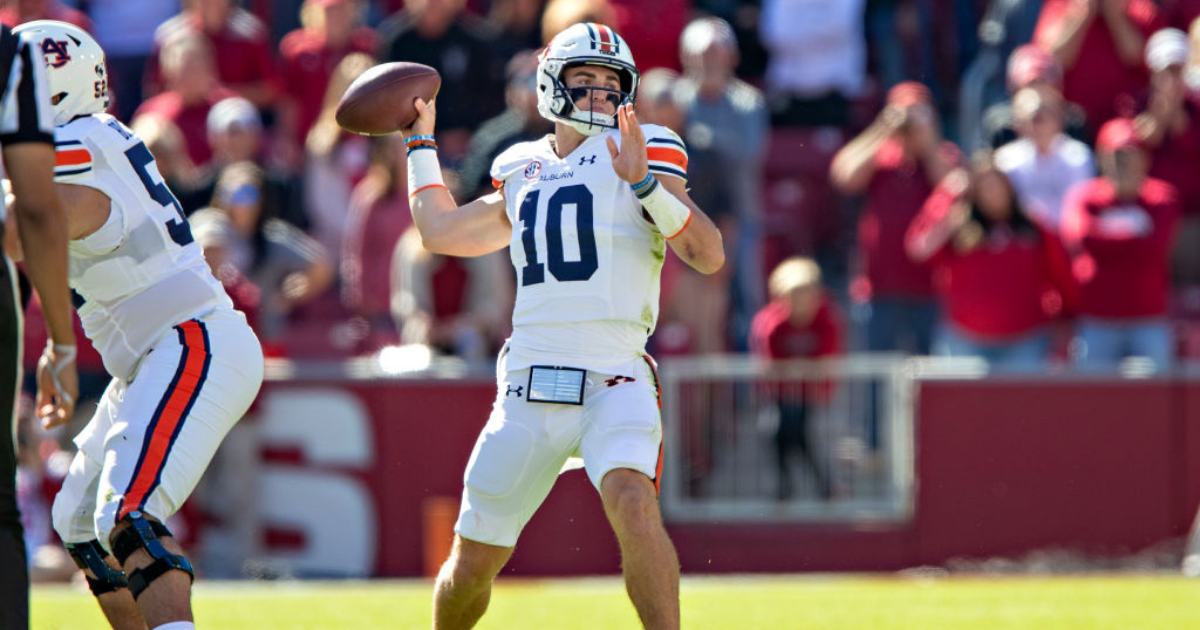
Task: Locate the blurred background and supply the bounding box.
[9,0,1200,582]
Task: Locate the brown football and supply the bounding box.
[335,62,441,135]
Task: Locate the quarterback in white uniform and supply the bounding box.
[403,23,724,630]
[5,22,262,630]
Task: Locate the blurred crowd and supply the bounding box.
[9,0,1200,572]
[10,0,1199,381]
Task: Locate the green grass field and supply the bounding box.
[31,574,1200,630]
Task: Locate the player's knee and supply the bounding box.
[444,538,509,589]
[601,470,657,525]
[64,539,129,597]
[108,510,194,600]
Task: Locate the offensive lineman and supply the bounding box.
[402,23,724,630]
[6,21,263,630]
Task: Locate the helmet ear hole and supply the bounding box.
[51,93,67,105]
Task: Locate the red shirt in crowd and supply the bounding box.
[147,9,279,101]
[0,1,91,32]
[1061,177,1181,318]
[857,138,957,300]
[342,186,412,321]
[1147,102,1200,216]
[132,86,238,168]
[749,297,843,360]
[279,25,377,145]
[1034,0,1162,130]
[908,183,1079,340]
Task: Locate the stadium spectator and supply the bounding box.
[457,50,552,199]
[132,32,238,170]
[607,0,688,71]
[305,52,374,261]
[88,0,180,122]
[390,226,512,363]
[1061,118,1181,370]
[147,0,280,109]
[749,257,842,500]
[206,162,335,351]
[0,0,90,32]
[129,114,204,211]
[487,0,545,54]
[675,16,768,349]
[759,0,867,127]
[1033,0,1163,134]
[907,153,1078,370]
[278,0,376,163]
[831,81,957,355]
[377,0,507,160]
[1135,28,1200,286]
[634,68,684,134]
[341,135,411,338]
[540,0,615,43]
[983,43,1089,149]
[995,86,1095,231]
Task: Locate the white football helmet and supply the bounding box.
[537,22,639,136]
[13,20,108,127]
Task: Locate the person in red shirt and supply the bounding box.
[1034,0,1164,134]
[749,257,842,500]
[278,0,376,162]
[146,0,280,110]
[907,153,1079,370]
[1135,27,1200,286]
[132,33,238,171]
[1061,117,1182,370]
[0,0,90,32]
[831,81,957,356]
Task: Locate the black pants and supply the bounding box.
[0,252,28,630]
[776,401,830,500]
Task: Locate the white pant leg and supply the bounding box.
[83,309,262,548]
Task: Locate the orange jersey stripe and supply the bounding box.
[646,146,687,170]
[55,148,91,167]
[118,321,209,520]
[492,177,503,189]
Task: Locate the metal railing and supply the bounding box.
[657,354,987,524]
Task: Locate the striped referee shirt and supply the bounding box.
[0,24,56,221]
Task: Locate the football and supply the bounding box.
[335,62,441,136]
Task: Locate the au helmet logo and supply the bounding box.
[524,160,542,179]
[40,38,71,68]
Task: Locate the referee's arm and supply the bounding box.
[1,28,74,348]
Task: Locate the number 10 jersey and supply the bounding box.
[489,124,688,372]
[54,113,231,380]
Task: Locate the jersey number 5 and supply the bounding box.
[517,184,598,286]
[124,142,194,247]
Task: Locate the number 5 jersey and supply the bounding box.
[489,124,688,373]
[53,113,232,381]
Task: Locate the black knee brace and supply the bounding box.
[64,540,128,596]
[110,511,194,600]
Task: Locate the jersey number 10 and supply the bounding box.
[517,184,598,286]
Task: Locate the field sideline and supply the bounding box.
[31,573,1200,629]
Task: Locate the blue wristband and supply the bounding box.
[406,134,436,143]
[630,173,654,192]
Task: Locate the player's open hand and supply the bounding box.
[36,343,77,429]
[404,98,437,139]
[606,104,649,185]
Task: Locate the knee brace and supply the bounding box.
[64,540,128,596]
[110,511,194,600]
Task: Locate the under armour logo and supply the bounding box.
[506,385,523,397]
[579,155,597,165]
[605,376,635,387]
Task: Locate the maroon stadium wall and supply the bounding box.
[256,375,1200,576]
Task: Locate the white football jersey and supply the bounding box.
[55,114,231,380]
[489,124,688,372]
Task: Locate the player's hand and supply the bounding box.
[606,104,649,185]
[403,98,437,139]
[36,343,78,429]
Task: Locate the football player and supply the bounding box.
[403,23,724,630]
[6,21,263,630]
